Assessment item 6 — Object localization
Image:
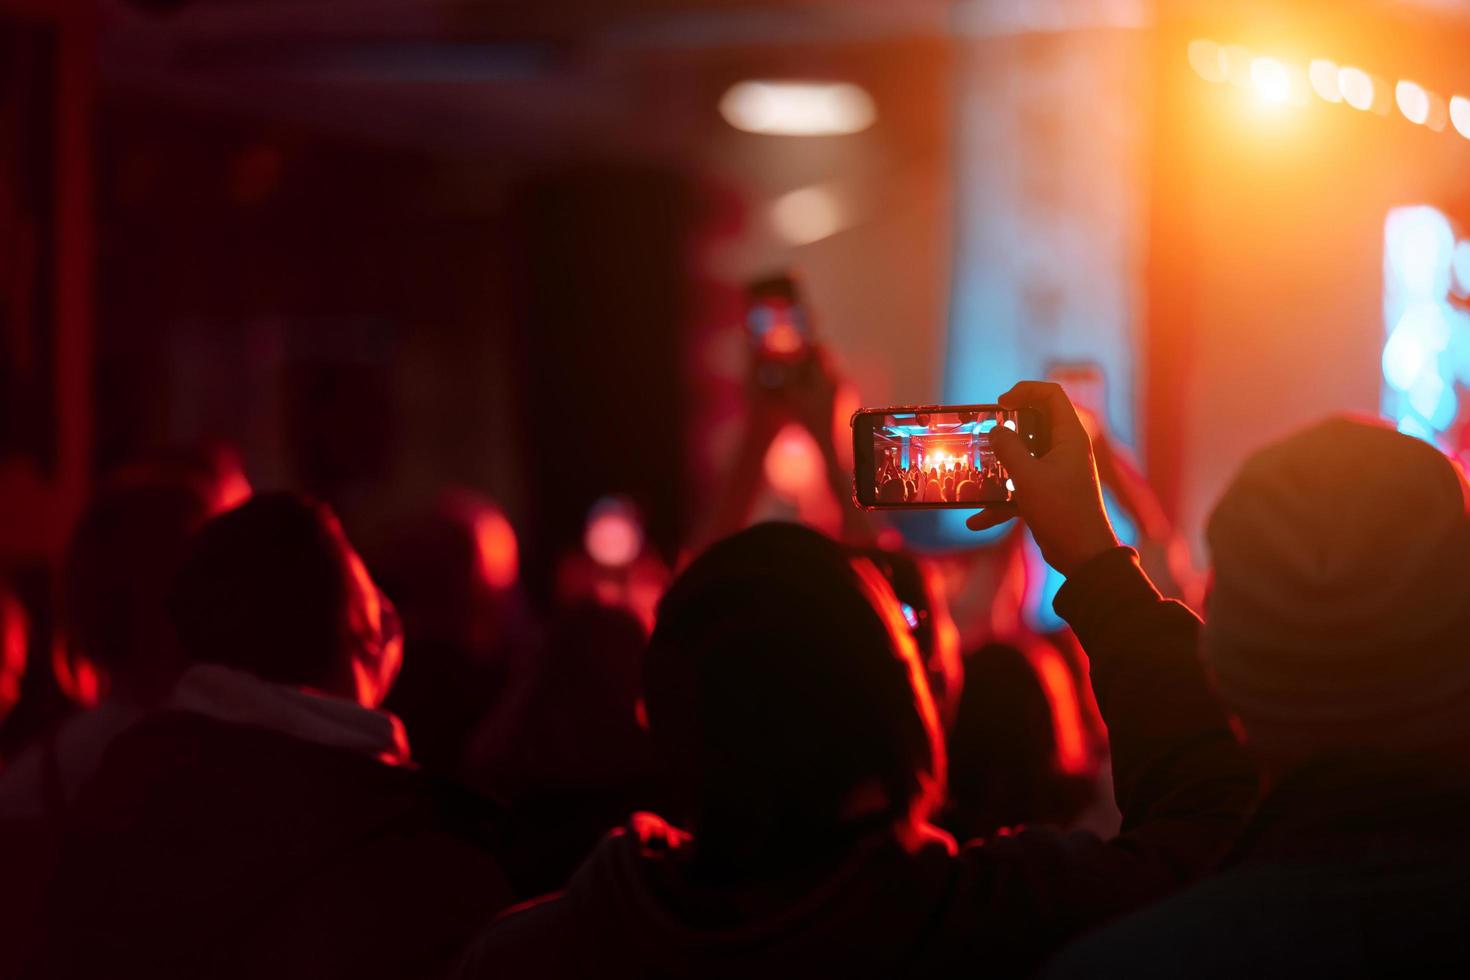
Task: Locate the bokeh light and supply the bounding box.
[1250,58,1290,104]
[1396,80,1430,125]
[1308,59,1342,102]
[1187,39,1224,83]
[1451,95,1470,139]
[1338,66,1375,110]
[584,497,644,569]
[763,422,823,498]
[719,80,876,136]
[771,185,844,245]
[472,509,519,590]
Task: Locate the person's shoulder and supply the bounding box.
[1038,863,1326,980]
[453,892,583,979]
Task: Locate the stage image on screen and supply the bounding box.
[872,410,1018,505]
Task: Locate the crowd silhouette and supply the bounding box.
[0,374,1466,978]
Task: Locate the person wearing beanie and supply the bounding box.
[1046,415,1470,979]
[457,382,1255,979]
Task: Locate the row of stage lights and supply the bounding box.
[1188,38,1470,140]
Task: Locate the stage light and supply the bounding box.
[1396,80,1431,125]
[1220,45,1253,88]
[1383,303,1451,392]
[1452,95,1470,139]
[1187,39,1225,83]
[1453,241,1470,297]
[584,497,644,569]
[1005,478,1015,494]
[771,185,844,245]
[1308,59,1342,102]
[1250,58,1290,104]
[719,80,876,136]
[1387,206,1455,298]
[1338,67,1375,110]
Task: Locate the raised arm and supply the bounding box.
[957,382,1258,965]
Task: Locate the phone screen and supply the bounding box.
[851,405,1045,509]
[745,276,812,362]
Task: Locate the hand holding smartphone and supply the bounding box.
[853,383,1120,575]
[851,404,1047,509]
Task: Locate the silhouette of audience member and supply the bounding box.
[1045,417,1470,979]
[372,489,531,778]
[941,641,1096,842]
[877,477,906,504]
[852,546,964,731]
[31,494,513,980]
[466,602,661,896]
[456,382,1255,979]
[0,473,222,820]
[955,479,981,503]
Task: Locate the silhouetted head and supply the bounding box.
[373,488,518,653]
[955,479,980,503]
[878,477,905,504]
[851,545,963,732]
[58,476,220,705]
[1205,417,1470,767]
[171,493,400,706]
[644,523,944,875]
[944,641,1094,840]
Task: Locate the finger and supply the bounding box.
[996,381,1088,446]
[987,424,1037,481]
[966,504,1017,532]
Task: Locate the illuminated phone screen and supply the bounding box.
[852,405,1042,510]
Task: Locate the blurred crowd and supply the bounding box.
[0,343,1467,978]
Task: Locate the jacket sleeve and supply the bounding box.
[953,547,1259,969]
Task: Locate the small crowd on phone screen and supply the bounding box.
[864,409,1023,507]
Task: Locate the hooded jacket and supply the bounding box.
[456,548,1258,978]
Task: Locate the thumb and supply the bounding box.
[987,424,1035,480]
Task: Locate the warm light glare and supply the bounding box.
[1220,45,1253,87]
[1250,57,1290,104]
[1187,39,1225,83]
[1339,66,1375,110]
[771,185,844,245]
[1397,80,1431,125]
[719,80,876,136]
[1308,59,1342,102]
[1451,95,1470,139]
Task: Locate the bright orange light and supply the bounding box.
[1250,57,1290,104]
[472,510,519,590]
[1451,95,1470,139]
[1338,66,1375,110]
[1308,59,1342,102]
[1396,80,1431,125]
[1187,39,1225,83]
[719,80,876,136]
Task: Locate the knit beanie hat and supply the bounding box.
[1203,416,1470,759]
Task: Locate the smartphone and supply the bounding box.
[745,274,814,388]
[851,404,1048,509]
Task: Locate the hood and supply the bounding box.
[556,813,961,977]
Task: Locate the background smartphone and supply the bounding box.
[851,404,1047,509]
[745,274,814,388]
